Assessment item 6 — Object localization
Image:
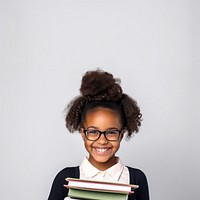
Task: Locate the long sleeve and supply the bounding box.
[128,167,150,200]
[48,167,79,200]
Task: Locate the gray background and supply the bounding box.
[1,0,200,199]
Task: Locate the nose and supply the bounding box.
[97,133,108,144]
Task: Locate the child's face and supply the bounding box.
[80,107,124,170]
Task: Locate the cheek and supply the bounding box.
[111,141,121,152]
[83,140,93,150]
[115,142,121,151]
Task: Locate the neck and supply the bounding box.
[88,156,117,171]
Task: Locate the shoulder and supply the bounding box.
[54,166,80,180]
[127,167,147,176]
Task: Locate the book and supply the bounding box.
[64,178,139,200]
[65,177,139,193]
[68,188,127,200]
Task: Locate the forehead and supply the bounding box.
[83,107,122,129]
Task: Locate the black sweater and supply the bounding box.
[48,166,149,200]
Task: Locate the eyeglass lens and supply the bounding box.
[85,130,120,141]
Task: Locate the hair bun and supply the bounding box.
[80,69,122,101]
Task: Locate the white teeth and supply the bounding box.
[96,148,108,152]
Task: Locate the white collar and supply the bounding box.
[80,157,125,182]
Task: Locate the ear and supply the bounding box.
[120,133,124,141]
[80,128,86,140]
[119,129,126,141]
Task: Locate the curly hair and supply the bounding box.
[65,69,142,139]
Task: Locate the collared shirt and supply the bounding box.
[79,157,130,184]
[64,157,130,200]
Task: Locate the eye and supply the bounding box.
[106,130,119,135]
[87,130,99,135]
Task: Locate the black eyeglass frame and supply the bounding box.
[82,128,124,141]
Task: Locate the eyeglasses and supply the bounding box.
[82,128,123,141]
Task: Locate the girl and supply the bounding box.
[48,69,150,200]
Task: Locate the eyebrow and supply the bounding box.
[86,126,120,130]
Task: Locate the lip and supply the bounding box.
[93,147,111,155]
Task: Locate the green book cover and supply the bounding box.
[68,188,128,200]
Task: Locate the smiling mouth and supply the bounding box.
[94,148,111,153]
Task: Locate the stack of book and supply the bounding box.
[64,177,139,200]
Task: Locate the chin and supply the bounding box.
[93,155,114,164]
